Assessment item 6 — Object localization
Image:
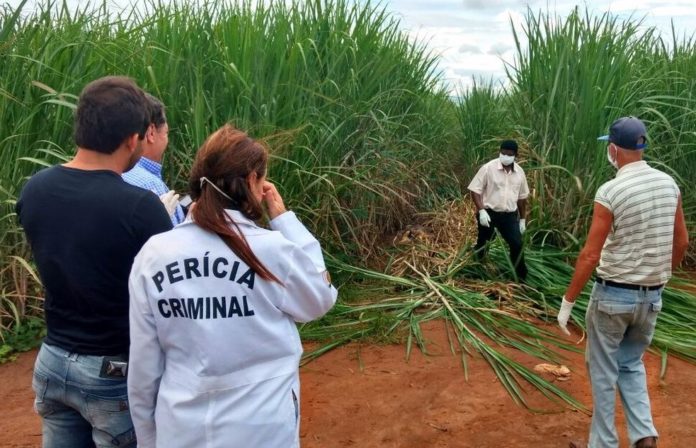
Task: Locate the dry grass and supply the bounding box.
[387,199,476,276]
[379,198,526,308]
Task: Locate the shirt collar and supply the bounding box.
[183,209,259,227]
[223,209,259,228]
[616,160,648,177]
[137,157,162,176]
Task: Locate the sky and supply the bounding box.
[380,0,696,92]
[4,0,696,93]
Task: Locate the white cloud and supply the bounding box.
[652,6,696,17]
[487,42,512,55]
[494,8,526,30]
[386,0,696,93]
[459,43,483,54]
[606,0,695,11]
[605,0,653,11]
[461,0,544,10]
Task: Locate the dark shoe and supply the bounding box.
[568,442,585,448]
[635,436,657,448]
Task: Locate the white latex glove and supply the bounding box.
[159,191,180,218]
[557,296,575,336]
[478,209,491,227]
[519,218,526,234]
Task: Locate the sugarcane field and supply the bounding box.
[1,1,695,447]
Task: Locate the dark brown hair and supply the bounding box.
[145,93,166,128]
[189,124,281,284]
[74,76,150,154]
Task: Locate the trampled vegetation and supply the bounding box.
[1,0,694,409]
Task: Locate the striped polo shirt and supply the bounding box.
[595,160,680,285]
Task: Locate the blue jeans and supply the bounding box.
[585,282,662,448]
[32,343,136,448]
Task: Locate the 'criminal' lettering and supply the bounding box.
[157,296,255,319]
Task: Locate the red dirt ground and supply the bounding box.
[1,320,695,447]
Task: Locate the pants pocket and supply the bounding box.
[640,300,662,335]
[83,382,136,447]
[32,370,53,416]
[597,301,635,335]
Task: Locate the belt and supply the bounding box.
[487,209,517,215]
[595,276,663,291]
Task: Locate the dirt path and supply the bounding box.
[2,320,695,447]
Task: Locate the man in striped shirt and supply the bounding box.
[558,117,689,448]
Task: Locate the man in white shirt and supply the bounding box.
[558,116,689,448]
[468,139,530,281]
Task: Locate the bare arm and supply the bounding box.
[672,194,689,270]
[564,202,613,301]
[470,191,484,211]
[517,198,527,220]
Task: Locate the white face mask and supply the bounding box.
[499,154,515,166]
[607,146,618,169]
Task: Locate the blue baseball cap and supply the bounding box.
[598,116,647,150]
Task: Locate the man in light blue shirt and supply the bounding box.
[123,94,184,225]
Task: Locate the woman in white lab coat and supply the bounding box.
[127,124,338,448]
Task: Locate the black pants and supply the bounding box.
[474,209,527,281]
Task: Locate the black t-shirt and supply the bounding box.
[16,165,173,355]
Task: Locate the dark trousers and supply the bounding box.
[474,209,527,281]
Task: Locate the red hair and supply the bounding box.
[188,124,281,284]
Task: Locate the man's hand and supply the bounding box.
[478,209,491,227]
[557,296,575,336]
[262,181,287,219]
[159,191,180,218]
[519,218,526,234]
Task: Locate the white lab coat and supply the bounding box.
[128,210,337,448]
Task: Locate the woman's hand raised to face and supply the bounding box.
[262,181,287,220]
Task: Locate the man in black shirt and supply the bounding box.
[16,76,173,448]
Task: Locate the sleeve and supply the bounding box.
[132,192,174,244]
[15,177,33,226]
[518,169,530,199]
[270,211,338,322]
[594,183,611,211]
[270,211,326,271]
[127,249,164,448]
[467,164,488,194]
[15,192,24,226]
